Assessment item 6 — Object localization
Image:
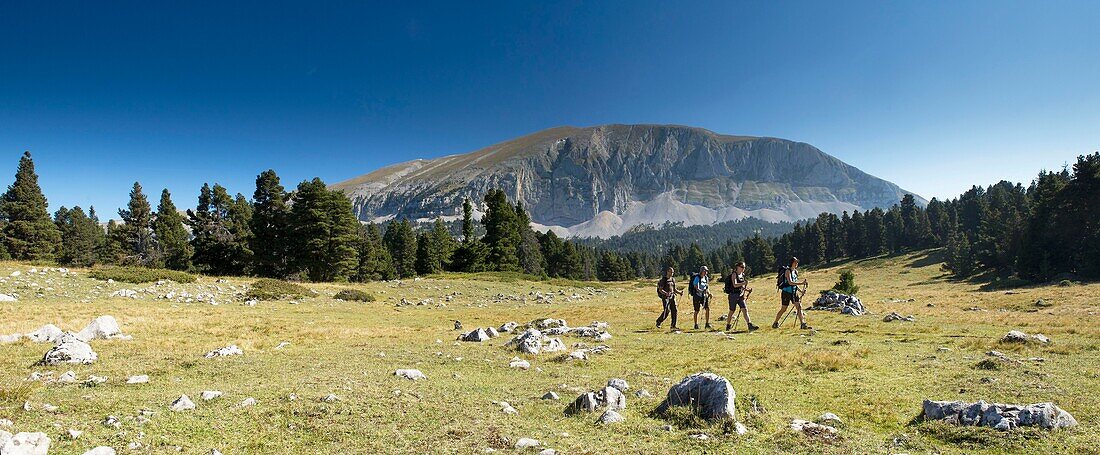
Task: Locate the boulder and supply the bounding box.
[654,372,736,420]
[811,291,865,316]
[485,327,500,338]
[395,369,427,380]
[564,386,625,415]
[507,328,544,354]
[607,378,629,392]
[460,328,490,342]
[921,399,1076,430]
[597,409,624,424]
[40,333,97,365]
[26,324,63,343]
[542,338,567,353]
[0,432,50,455]
[76,316,131,341]
[498,321,519,333]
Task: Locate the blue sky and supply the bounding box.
[1,0,1098,215]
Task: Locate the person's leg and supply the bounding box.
[773,304,786,326]
[693,297,701,329]
[704,299,711,329]
[742,301,753,325]
[670,298,678,329]
[656,298,669,327]
[724,299,735,331]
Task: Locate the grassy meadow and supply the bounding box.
[1,250,1097,454]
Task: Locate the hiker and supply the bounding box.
[689,266,712,330]
[772,256,812,329]
[655,266,682,330]
[723,262,759,331]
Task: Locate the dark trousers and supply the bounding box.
[657,297,677,327]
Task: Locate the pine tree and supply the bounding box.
[356,222,395,281]
[153,189,193,271]
[288,178,360,281]
[742,234,775,276]
[250,170,291,277]
[99,219,125,264]
[514,202,545,276]
[1,151,62,260]
[56,206,104,267]
[383,219,418,278]
[481,189,521,271]
[451,198,487,272]
[944,222,977,277]
[683,243,706,272]
[187,184,252,275]
[117,182,158,266]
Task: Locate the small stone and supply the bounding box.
[541,391,560,401]
[819,412,842,424]
[238,397,257,407]
[514,438,540,449]
[67,429,82,439]
[200,391,223,401]
[170,395,196,411]
[322,394,340,403]
[82,447,116,455]
[127,375,149,384]
[509,357,531,370]
[607,378,629,392]
[395,369,427,380]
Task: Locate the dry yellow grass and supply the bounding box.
[0,249,1097,454]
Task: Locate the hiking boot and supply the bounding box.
[772,322,779,329]
[705,324,713,330]
[748,323,759,331]
[801,323,813,330]
[725,324,732,332]
[694,323,699,330]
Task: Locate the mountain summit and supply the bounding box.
[332,124,923,238]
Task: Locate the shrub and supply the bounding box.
[246,278,313,300]
[334,289,375,302]
[89,266,196,284]
[830,269,859,295]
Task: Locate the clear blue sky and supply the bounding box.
[2,1,1098,215]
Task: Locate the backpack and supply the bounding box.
[776,266,791,290]
[723,273,735,294]
[656,277,669,298]
[688,273,701,298]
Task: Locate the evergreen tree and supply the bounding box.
[597,250,633,281]
[683,243,706,272]
[741,234,775,276]
[1020,169,1071,280]
[514,203,545,275]
[288,178,359,281]
[117,182,157,266]
[55,205,102,267]
[1,152,62,260]
[900,194,933,249]
[383,219,418,278]
[481,189,521,271]
[414,231,437,275]
[355,222,395,281]
[250,170,291,277]
[187,184,252,275]
[99,219,125,264]
[153,189,193,271]
[944,224,976,276]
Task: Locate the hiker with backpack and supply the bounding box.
[723,262,759,332]
[655,266,682,330]
[772,256,812,330]
[688,266,712,330]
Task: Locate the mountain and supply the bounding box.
[332,124,924,238]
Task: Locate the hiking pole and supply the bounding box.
[728,306,741,332]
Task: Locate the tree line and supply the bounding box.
[2,151,1097,283]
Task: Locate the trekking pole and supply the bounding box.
[729,306,741,332]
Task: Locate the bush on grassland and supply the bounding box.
[89,266,197,284]
[334,289,375,302]
[246,278,314,300]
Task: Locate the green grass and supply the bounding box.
[88,265,197,283]
[1,251,1098,454]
